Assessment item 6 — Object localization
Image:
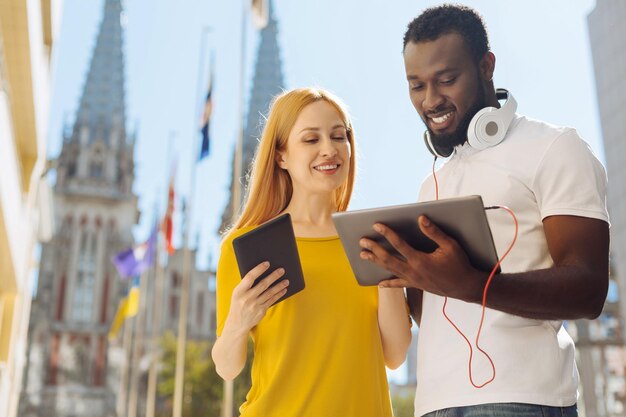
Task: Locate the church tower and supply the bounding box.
[19,1,138,416]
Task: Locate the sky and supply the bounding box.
[47,0,603,271]
[46,0,602,383]
[47,0,602,268]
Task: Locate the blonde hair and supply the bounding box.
[227,87,356,236]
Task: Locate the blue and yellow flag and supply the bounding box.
[108,276,141,340]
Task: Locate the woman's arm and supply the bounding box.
[377,288,412,369]
[212,262,289,380]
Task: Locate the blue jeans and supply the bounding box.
[422,403,578,417]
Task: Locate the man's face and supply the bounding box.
[403,33,490,154]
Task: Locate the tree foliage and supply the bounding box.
[156,331,253,417]
[391,392,415,417]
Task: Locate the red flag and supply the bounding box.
[162,170,175,255]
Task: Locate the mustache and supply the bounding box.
[424,106,455,118]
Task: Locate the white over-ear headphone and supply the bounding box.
[424,88,517,158]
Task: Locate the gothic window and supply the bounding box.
[70,228,97,323]
[90,162,103,178]
[67,161,77,177]
[99,275,109,324]
[90,148,104,178]
[55,275,66,321]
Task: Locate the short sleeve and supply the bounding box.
[216,234,243,337]
[533,129,609,223]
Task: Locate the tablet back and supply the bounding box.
[331,195,499,286]
[232,214,305,304]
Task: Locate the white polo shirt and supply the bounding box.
[414,115,609,416]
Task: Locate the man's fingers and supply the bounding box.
[418,215,453,250]
[378,277,408,288]
[359,238,408,278]
[372,223,417,260]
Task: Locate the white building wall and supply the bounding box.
[0,1,61,415]
[588,0,626,336]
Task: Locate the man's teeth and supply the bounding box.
[314,164,339,171]
[432,112,453,124]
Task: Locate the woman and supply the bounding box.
[212,87,412,416]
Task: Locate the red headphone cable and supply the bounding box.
[431,156,519,388]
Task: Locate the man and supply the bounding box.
[359,4,609,417]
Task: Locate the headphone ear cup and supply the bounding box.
[423,131,438,157]
[467,106,506,150]
[468,89,518,151]
[423,131,452,158]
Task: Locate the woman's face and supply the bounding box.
[277,100,352,196]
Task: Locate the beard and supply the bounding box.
[425,83,487,157]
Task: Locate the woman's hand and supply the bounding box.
[213,261,289,380]
[224,261,290,335]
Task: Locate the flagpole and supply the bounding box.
[146,239,164,417]
[172,202,191,417]
[222,2,249,416]
[145,235,164,417]
[116,280,134,417]
[127,269,149,417]
[172,26,212,417]
[146,134,175,417]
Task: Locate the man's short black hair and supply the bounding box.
[403,4,490,63]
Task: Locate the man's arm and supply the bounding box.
[361,214,609,321]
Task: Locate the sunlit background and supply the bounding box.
[2,1,625,416]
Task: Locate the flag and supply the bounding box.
[125,279,140,317]
[108,277,141,340]
[162,170,176,254]
[198,74,213,160]
[111,226,157,279]
[251,0,268,29]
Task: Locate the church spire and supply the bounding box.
[55,0,134,197]
[242,0,285,170]
[71,0,127,146]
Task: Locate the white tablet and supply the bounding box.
[331,195,499,286]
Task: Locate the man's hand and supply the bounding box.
[361,213,609,321]
[359,215,485,303]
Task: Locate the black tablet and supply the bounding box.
[232,213,305,304]
[331,195,500,286]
